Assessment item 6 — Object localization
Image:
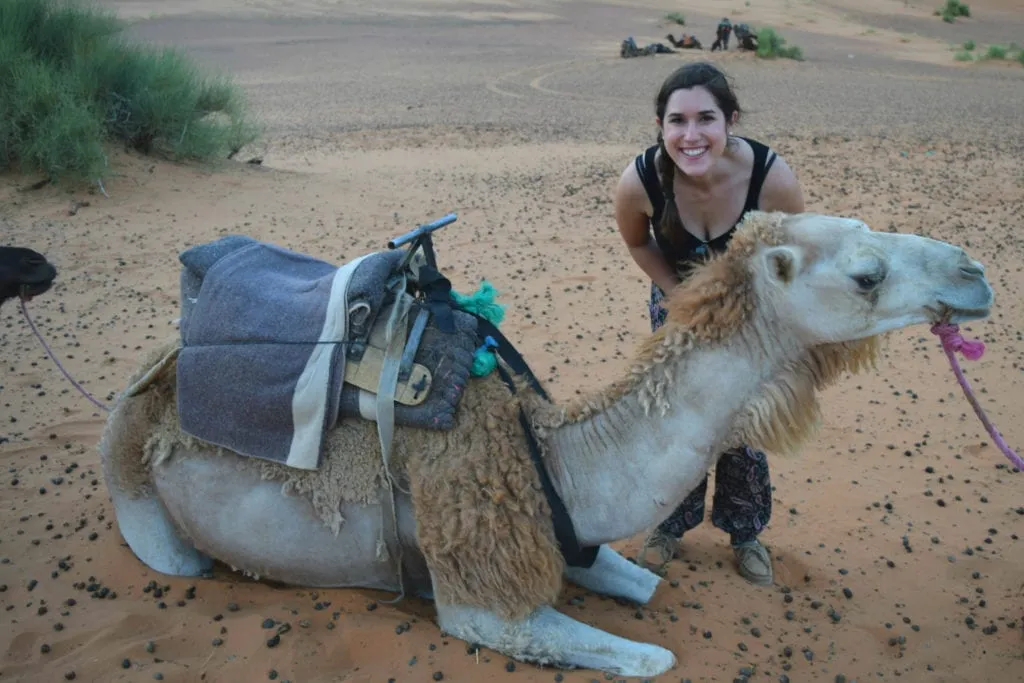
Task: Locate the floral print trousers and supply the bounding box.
[649,282,773,545]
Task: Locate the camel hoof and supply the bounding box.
[621,644,676,678]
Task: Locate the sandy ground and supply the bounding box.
[2,0,1023,681]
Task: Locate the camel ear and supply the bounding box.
[763,245,801,284]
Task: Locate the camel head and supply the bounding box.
[745,212,993,345]
[0,246,58,308]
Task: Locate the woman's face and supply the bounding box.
[658,86,732,177]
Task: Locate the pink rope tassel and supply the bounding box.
[931,322,1023,472]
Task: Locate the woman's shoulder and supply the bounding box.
[615,147,659,215]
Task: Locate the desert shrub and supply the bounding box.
[962,39,975,50]
[664,12,686,25]
[755,27,804,60]
[938,0,971,22]
[954,49,974,61]
[0,0,260,185]
[1017,49,1024,66]
[983,43,1007,59]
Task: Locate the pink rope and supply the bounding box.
[19,297,111,413]
[931,322,1023,472]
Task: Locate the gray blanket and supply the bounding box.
[175,236,476,471]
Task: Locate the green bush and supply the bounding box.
[983,43,1007,59]
[954,49,974,61]
[962,39,975,50]
[664,12,686,25]
[1017,49,1024,66]
[755,27,804,60]
[0,0,260,185]
[939,0,971,22]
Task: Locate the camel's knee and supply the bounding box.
[563,545,661,605]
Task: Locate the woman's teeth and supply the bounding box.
[682,147,707,158]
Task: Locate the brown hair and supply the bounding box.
[654,62,742,257]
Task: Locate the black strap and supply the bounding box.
[741,138,778,212]
[472,316,549,401]
[462,310,597,568]
[492,360,599,568]
[634,145,663,227]
[413,263,456,334]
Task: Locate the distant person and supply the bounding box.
[611,61,805,585]
[621,36,677,58]
[734,23,759,51]
[711,18,732,51]
[665,33,703,50]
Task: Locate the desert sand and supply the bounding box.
[2,0,1022,681]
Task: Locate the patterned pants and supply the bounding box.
[648,282,773,546]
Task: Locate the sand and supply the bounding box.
[2,0,1022,681]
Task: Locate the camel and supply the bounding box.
[0,246,57,308]
[97,211,994,678]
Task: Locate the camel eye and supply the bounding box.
[852,272,885,291]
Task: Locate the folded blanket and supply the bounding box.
[175,236,477,471]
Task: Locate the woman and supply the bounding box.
[612,61,805,585]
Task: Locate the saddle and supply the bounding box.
[146,216,597,577]
[172,232,479,472]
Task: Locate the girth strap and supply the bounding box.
[471,314,598,569]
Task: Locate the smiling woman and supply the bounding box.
[612,60,805,585]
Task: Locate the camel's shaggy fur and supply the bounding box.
[100,337,389,534]
[107,210,889,622]
[403,371,564,620]
[109,337,564,620]
[525,211,883,456]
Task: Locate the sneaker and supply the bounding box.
[636,528,680,575]
[733,540,773,585]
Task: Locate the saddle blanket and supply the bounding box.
[175,235,476,471]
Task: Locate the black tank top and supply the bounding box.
[634,136,777,280]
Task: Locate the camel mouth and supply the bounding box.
[19,281,54,301]
[932,302,991,324]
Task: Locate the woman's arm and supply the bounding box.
[759,153,806,213]
[613,163,680,294]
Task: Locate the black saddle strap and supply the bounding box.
[472,316,549,401]
[414,263,456,334]
[473,315,598,569]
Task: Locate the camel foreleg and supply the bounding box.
[436,601,676,677]
[563,545,660,605]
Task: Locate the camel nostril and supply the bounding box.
[959,264,984,278]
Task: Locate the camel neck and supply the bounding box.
[542,319,803,547]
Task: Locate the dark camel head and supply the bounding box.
[0,246,58,308]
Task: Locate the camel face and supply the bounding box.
[757,214,993,343]
[0,246,58,307]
